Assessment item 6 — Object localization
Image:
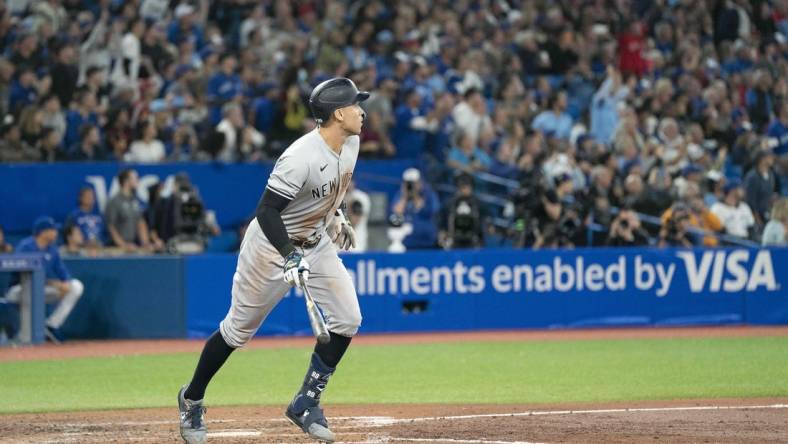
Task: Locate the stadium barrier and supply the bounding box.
[0,160,414,234]
[56,247,788,340]
[61,256,186,339]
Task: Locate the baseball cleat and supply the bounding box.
[285,405,336,443]
[178,385,207,444]
[44,326,63,344]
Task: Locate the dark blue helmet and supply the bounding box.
[308,77,370,124]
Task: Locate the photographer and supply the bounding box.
[389,168,440,250]
[343,181,370,252]
[606,208,650,247]
[441,173,483,249]
[153,173,220,253]
[658,203,694,248]
[511,172,579,249]
[541,174,583,248]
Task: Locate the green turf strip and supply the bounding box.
[1,336,787,413]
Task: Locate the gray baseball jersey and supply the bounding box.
[266,129,359,241]
[219,129,362,347]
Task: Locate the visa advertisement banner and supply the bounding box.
[343,249,778,298]
[185,247,788,338]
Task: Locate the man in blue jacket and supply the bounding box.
[207,54,243,125]
[389,168,440,249]
[4,216,84,343]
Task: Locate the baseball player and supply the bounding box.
[178,77,368,444]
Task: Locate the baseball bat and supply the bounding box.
[301,282,330,344]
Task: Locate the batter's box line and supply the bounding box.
[341,439,546,444]
[386,403,788,423]
[52,418,239,427]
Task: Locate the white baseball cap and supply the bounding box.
[175,3,195,19]
[402,168,421,182]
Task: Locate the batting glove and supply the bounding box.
[332,209,357,251]
[283,250,310,287]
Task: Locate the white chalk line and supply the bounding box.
[49,415,382,428]
[208,430,374,438]
[208,429,262,438]
[50,418,238,427]
[390,403,788,423]
[44,403,788,430]
[386,439,546,444]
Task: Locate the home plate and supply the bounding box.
[207,429,262,438]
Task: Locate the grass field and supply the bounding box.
[2,335,788,414]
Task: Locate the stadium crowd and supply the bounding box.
[0,0,787,252]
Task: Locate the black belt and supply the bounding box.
[291,235,321,249]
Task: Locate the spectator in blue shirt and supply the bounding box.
[745,69,774,131]
[63,90,99,151]
[425,92,455,160]
[389,168,440,249]
[66,186,106,247]
[391,89,433,159]
[167,3,205,50]
[8,68,38,114]
[4,216,84,343]
[531,91,573,140]
[590,66,630,145]
[207,54,243,125]
[447,129,492,174]
[251,86,279,135]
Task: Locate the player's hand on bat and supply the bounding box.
[283,250,310,287]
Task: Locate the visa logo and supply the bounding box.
[676,250,778,293]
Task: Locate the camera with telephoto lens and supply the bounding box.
[173,177,205,236]
[449,196,480,248]
[557,214,579,237]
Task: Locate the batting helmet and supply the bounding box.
[308,77,370,124]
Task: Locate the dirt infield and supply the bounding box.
[2,327,788,443]
[1,399,787,443]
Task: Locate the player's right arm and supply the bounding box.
[256,190,310,287]
[258,151,310,286]
[257,150,309,256]
[256,190,295,257]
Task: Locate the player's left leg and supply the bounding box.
[179,220,290,444]
[285,238,361,442]
[45,279,83,341]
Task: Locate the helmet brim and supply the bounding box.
[355,91,370,102]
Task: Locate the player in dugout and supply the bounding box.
[3,216,84,343]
